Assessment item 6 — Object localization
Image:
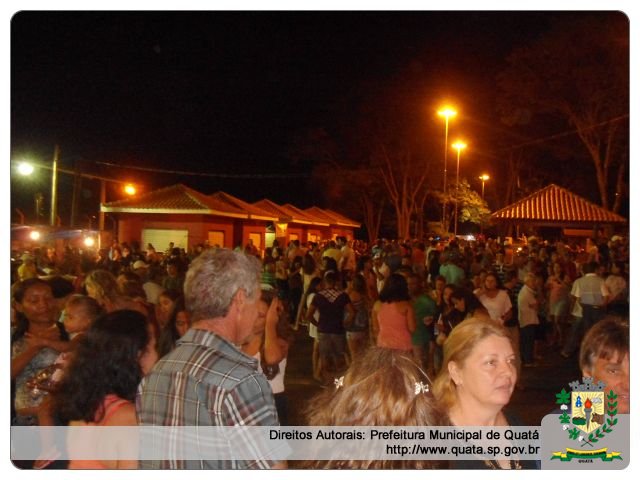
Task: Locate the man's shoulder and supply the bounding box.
[150,335,258,387]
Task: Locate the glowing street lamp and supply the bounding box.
[17,162,34,176]
[14,145,60,226]
[479,173,490,199]
[123,184,137,196]
[437,106,457,233]
[452,141,467,237]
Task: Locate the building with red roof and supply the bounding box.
[101,184,359,252]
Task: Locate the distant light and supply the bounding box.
[452,141,467,151]
[29,230,41,241]
[437,107,457,119]
[124,184,137,196]
[465,235,475,241]
[84,237,95,247]
[18,162,34,176]
[479,174,490,181]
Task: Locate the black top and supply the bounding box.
[448,410,541,470]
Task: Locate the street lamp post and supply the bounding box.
[479,174,490,199]
[437,107,457,234]
[452,141,467,237]
[14,150,138,231]
[50,145,60,226]
[16,145,60,226]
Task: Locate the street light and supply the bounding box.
[437,106,457,233]
[123,183,137,196]
[479,174,490,199]
[452,141,467,237]
[17,162,34,176]
[14,145,61,226]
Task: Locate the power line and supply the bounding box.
[501,114,628,152]
[96,161,309,179]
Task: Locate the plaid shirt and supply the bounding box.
[136,329,280,469]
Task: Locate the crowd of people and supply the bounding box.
[10,231,629,469]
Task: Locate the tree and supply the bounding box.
[497,14,628,212]
[435,178,490,232]
[377,144,434,240]
[289,127,389,243]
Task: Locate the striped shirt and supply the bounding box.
[136,329,280,469]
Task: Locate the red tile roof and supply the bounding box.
[323,208,362,228]
[281,204,328,226]
[304,206,341,225]
[304,206,360,227]
[208,192,277,220]
[101,184,360,227]
[102,184,276,220]
[491,184,626,224]
[102,184,241,214]
[252,199,294,222]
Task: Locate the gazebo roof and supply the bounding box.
[491,184,626,225]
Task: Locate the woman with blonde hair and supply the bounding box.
[432,317,537,469]
[85,269,149,316]
[84,270,122,311]
[303,347,443,469]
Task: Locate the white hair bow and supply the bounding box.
[334,376,344,389]
[414,382,429,395]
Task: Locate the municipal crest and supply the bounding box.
[551,377,622,462]
[570,383,605,435]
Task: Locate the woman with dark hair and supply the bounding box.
[450,287,491,322]
[345,274,372,359]
[300,276,324,381]
[241,289,292,424]
[357,254,379,302]
[52,309,158,469]
[156,289,181,328]
[156,296,191,358]
[476,272,513,325]
[11,278,70,426]
[371,273,416,352]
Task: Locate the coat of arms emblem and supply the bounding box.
[551,377,622,462]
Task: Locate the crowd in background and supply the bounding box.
[10,231,629,469]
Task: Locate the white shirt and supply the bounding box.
[477,290,512,324]
[571,273,610,306]
[253,352,287,395]
[604,274,627,303]
[518,285,539,327]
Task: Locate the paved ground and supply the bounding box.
[283,326,581,426]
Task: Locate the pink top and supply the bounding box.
[547,275,570,305]
[376,302,413,351]
[68,394,132,469]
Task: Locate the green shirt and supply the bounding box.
[411,294,438,345]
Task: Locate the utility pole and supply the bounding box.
[99,179,106,232]
[70,159,82,228]
[50,145,60,226]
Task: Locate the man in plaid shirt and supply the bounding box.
[136,249,285,469]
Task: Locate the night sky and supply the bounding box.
[10,11,621,227]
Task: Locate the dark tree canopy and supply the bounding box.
[497,13,629,213]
